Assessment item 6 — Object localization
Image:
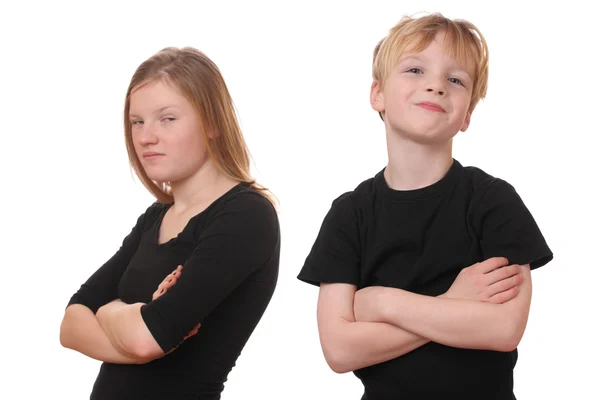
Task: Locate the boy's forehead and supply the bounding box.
[400,36,476,76]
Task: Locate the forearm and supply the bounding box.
[96,300,161,360]
[60,304,144,364]
[325,319,429,373]
[377,289,520,351]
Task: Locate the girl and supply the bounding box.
[60,47,280,400]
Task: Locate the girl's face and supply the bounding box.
[129,79,210,186]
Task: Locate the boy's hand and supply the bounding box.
[444,257,522,304]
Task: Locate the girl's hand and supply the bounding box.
[152,265,183,300]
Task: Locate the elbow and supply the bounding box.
[503,324,526,352]
[324,353,353,374]
[125,337,163,363]
[322,342,354,374]
[59,314,76,350]
[59,325,72,349]
[492,322,525,352]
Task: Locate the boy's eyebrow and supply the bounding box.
[449,66,472,76]
[449,66,474,82]
[397,55,423,64]
[397,55,473,79]
[129,106,178,119]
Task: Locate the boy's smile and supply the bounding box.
[416,101,446,113]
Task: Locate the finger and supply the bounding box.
[486,272,522,296]
[157,278,179,295]
[165,270,181,283]
[487,286,519,304]
[476,257,510,273]
[163,274,180,286]
[189,323,201,335]
[154,267,184,301]
[184,325,201,340]
[152,287,166,300]
[158,271,181,291]
[160,279,177,292]
[172,265,183,275]
[154,276,180,300]
[484,264,520,286]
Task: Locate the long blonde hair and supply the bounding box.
[124,47,275,205]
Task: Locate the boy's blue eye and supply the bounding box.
[449,77,463,86]
[407,67,423,74]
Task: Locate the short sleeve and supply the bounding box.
[140,193,280,353]
[472,179,553,271]
[67,203,163,313]
[297,193,361,287]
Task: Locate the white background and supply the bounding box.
[2,0,598,399]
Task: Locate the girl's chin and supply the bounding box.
[145,173,175,184]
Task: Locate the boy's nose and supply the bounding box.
[427,87,445,96]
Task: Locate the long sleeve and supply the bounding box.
[67,203,162,313]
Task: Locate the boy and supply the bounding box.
[297,13,552,399]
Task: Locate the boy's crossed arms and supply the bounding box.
[318,257,527,373]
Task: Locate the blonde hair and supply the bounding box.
[373,13,489,112]
[124,47,276,206]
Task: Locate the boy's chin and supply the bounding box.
[391,128,459,146]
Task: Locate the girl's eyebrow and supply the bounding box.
[129,105,178,119]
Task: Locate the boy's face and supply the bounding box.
[371,30,473,144]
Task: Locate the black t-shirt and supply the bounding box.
[298,159,553,399]
[68,183,280,400]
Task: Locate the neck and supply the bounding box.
[384,131,454,191]
[169,161,238,212]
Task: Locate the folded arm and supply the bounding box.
[355,264,532,352]
[95,300,165,361]
[318,257,523,372]
[84,267,196,362]
[60,207,157,363]
[96,194,279,361]
[60,304,149,364]
[318,282,430,373]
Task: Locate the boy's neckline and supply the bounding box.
[376,158,461,202]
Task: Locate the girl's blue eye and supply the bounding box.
[407,67,423,74]
[449,77,463,86]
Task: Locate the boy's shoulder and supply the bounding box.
[329,169,383,211]
[460,163,518,202]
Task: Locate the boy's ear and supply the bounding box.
[460,111,471,132]
[370,80,385,113]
